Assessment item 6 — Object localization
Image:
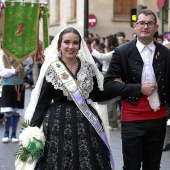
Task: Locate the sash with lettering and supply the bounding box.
[2,1,40,63]
[51,60,115,168]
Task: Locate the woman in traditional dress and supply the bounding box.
[23,27,114,170]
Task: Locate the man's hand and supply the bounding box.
[141,83,157,96]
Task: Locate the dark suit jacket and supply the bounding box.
[104,38,170,106]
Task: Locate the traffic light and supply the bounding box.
[130,8,137,28]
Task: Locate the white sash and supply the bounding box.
[51,60,114,168]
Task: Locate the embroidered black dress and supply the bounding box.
[31,59,112,170]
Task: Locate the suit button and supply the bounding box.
[134,69,136,72]
[158,64,160,66]
[162,86,164,88]
[129,97,131,99]
[163,93,166,95]
[165,101,167,103]
[135,61,138,65]
[129,100,131,101]
[136,98,138,99]
[133,77,135,79]
[159,71,162,74]
[162,79,164,81]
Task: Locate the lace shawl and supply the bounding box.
[45,57,96,101]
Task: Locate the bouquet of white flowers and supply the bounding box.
[15,121,45,170]
[167,119,170,126]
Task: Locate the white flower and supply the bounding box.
[167,119,170,126]
[19,126,45,148]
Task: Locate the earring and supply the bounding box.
[58,50,61,57]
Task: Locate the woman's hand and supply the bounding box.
[15,64,22,73]
[114,78,124,83]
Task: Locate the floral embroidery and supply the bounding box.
[61,72,69,80]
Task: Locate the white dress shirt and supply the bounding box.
[136,40,156,84]
[136,40,160,111]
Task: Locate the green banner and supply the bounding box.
[2,2,40,63]
[42,6,50,51]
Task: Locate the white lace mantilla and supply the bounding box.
[45,57,96,101]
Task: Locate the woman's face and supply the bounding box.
[60,32,80,60]
[100,38,104,44]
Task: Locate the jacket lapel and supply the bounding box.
[126,39,143,63]
[129,47,143,63]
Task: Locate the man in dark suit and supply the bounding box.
[104,10,170,170]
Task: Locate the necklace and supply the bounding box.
[64,59,78,71]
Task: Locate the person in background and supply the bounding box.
[91,34,120,131]
[162,32,170,46]
[0,45,3,121]
[84,38,92,53]
[98,37,106,53]
[116,31,126,39]
[117,36,126,46]
[0,70,3,122]
[132,32,137,39]
[153,30,158,42]
[157,34,163,44]
[32,40,43,88]
[0,49,33,143]
[104,10,170,169]
[91,38,102,71]
[32,36,54,88]
[88,32,94,41]
[91,38,100,49]
[115,36,126,119]
[163,105,170,151]
[162,40,170,151]
[22,27,114,169]
[49,35,54,43]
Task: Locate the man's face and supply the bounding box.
[134,14,159,44]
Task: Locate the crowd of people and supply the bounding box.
[0,9,170,170]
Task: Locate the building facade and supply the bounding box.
[40,0,169,40]
[0,0,169,42]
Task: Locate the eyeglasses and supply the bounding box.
[136,21,156,28]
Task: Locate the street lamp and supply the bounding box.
[84,0,89,38]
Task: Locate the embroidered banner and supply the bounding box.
[2,2,40,63]
[42,6,50,50]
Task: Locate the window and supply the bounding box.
[49,0,60,24]
[114,0,137,18]
[68,0,77,21]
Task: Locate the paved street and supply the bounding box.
[0,88,170,170]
